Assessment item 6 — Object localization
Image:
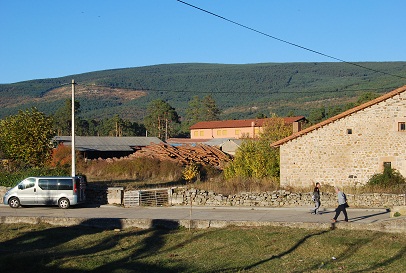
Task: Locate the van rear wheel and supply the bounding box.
[9,197,20,208]
[58,198,70,209]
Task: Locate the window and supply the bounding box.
[347,129,352,134]
[398,122,406,131]
[57,179,73,190]
[235,129,240,136]
[222,130,227,135]
[20,178,35,190]
[193,131,198,137]
[217,130,222,136]
[383,162,391,169]
[199,131,204,136]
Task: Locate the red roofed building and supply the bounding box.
[190,116,306,139]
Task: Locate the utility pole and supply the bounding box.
[71,79,76,177]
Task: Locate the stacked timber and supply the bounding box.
[129,143,231,169]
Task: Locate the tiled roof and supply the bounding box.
[271,85,406,147]
[190,116,305,130]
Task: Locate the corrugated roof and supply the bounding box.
[53,136,163,151]
[190,116,305,130]
[271,85,406,147]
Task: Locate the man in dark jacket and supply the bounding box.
[312,182,321,214]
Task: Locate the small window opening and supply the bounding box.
[383,162,392,174]
[398,122,406,131]
[346,129,352,134]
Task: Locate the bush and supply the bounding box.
[368,167,406,187]
[77,157,183,183]
[0,167,70,187]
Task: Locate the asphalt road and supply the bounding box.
[0,204,391,224]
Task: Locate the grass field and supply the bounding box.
[0,223,405,273]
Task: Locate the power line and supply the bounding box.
[176,0,406,80]
[76,83,396,96]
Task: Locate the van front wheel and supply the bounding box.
[9,197,20,208]
[58,198,70,209]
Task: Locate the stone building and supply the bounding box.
[271,85,406,188]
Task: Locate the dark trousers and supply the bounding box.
[333,204,348,221]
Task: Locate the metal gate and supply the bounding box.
[124,188,169,207]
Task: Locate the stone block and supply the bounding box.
[390,206,406,217]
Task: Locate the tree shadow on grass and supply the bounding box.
[352,246,406,273]
[206,229,331,273]
[298,231,406,272]
[0,219,197,273]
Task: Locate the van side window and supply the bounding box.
[57,179,73,190]
[38,179,58,190]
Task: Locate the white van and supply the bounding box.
[3,176,86,209]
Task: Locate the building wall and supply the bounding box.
[280,93,406,188]
[191,126,261,139]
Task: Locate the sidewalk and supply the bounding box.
[0,204,405,233]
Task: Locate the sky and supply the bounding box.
[1,0,406,84]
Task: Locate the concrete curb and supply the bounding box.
[1,215,405,233]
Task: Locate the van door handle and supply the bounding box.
[34,188,36,192]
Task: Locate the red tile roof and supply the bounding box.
[190,116,306,130]
[271,85,406,147]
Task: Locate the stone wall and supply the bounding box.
[1,186,405,209]
[280,91,406,188]
[170,188,406,209]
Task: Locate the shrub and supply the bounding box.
[0,167,69,187]
[77,157,183,183]
[368,167,406,187]
[182,163,199,183]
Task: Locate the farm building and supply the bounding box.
[190,116,306,140]
[53,136,163,159]
[272,85,406,188]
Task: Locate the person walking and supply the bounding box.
[332,186,348,222]
[312,182,321,214]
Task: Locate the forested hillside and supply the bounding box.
[1,62,406,122]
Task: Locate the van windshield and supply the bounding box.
[19,178,35,189]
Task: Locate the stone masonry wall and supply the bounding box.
[1,186,405,209]
[170,188,406,209]
[280,92,406,188]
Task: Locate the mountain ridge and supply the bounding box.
[1,62,406,121]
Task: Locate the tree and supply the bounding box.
[183,95,221,133]
[0,107,55,167]
[357,92,380,105]
[143,100,180,140]
[184,96,202,129]
[224,116,292,179]
[201,95,220,121]
[308,107,326,124]
[54,99,81,136]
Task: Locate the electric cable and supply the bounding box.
[176,0,406,80]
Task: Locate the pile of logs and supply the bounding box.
[129,142,231,169]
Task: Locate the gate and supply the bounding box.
[124,188,170,207]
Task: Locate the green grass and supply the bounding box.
[0,223,405,273]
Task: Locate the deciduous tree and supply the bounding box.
[0,107,55,167]
[224,116,292,179]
